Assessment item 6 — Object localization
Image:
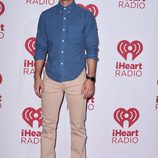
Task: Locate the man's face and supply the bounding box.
[59,0,74,6]
[60,0,73,2]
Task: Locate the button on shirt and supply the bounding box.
[34,2,99,82]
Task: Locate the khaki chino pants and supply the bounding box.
[41,70,87,158]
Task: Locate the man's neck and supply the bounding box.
[60,0,74,7]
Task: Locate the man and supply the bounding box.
[34,0,99,158]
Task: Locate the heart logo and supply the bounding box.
[22,107,42,128]
[117,40,143,60]
[0,74,2,85]
[77,3,99,17]
[25,37,36,57]
[0,1,5,16]
[114,108,140,128]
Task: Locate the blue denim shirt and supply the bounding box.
[34,2,99,82]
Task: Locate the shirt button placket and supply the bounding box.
[60,7,67,79]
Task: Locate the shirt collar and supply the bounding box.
[58,1,76,13]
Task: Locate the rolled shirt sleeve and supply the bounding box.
[85,12,99,61]
[34,12,48,61]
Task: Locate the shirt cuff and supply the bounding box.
[86,48,99,61]
[34,49,46,61]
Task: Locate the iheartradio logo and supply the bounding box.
[87,96,95,111]
[22,107,42,128]
[23,37,36,75]
[0,73,2,84]
[0,1,5,16]
[114,108,140,128]
[77,3,99,17]
[155,96,158,110]
[26,0,55,5]
[25,37,36,57]
[0,74,2,108]
[117,40,143,61]
[0,95,2,108]
[115,40,143,77]
[118,0,146,9]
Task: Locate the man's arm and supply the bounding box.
[82,59,97,99]
[34,12,48,97]
[34,60,45,98]
[82,12,99,99]
[87,58,97,77]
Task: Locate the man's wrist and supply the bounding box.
[34,76,41,80]
[86,74,96,83]
[34,72,41,80]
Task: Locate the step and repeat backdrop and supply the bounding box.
[0,0,158,158]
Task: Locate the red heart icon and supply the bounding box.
[117,40,143,60]
[25,37,36,57]
[114,108,140,128]
[0,1,5,16]
[77,3,99,17]
[22,107,42,128]
[0,74,2,85]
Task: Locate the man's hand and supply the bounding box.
[34,60,45,98]
[81,79,95,99]
[34,78,43,98]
